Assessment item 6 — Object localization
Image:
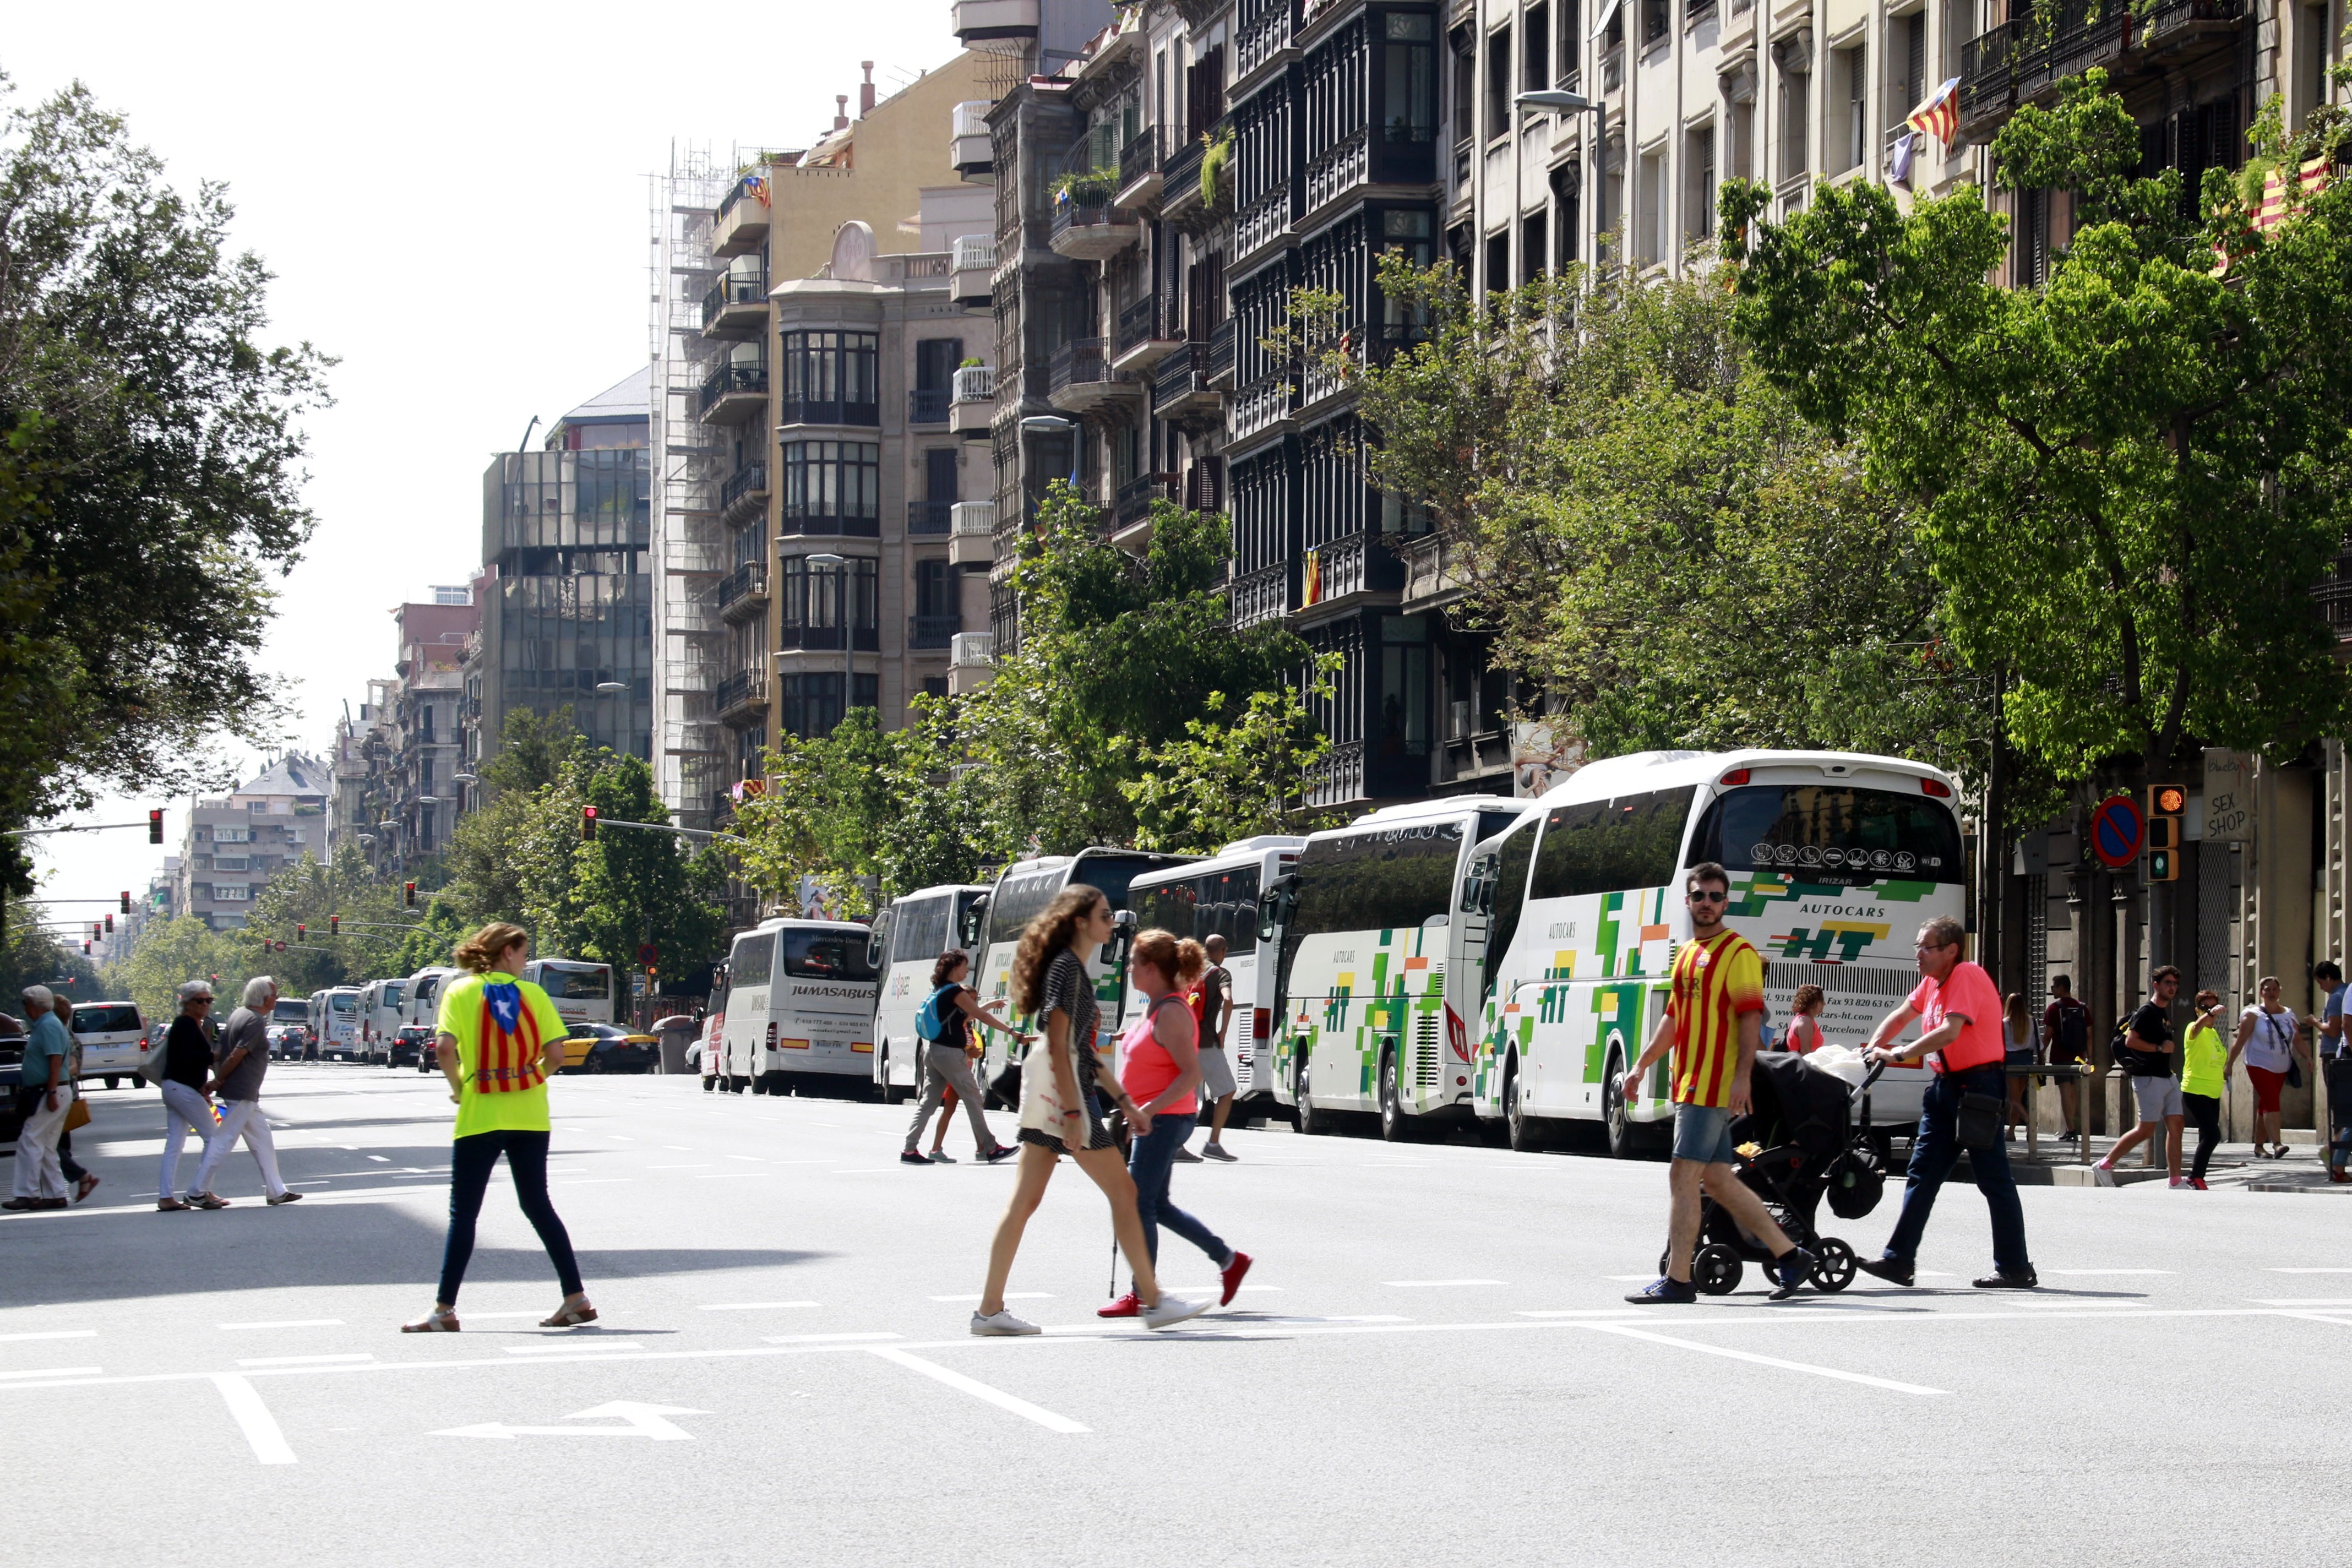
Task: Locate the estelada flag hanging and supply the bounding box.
[1907,78,1962,148]
[1302,549,1322,608]
[471,981,547,1096]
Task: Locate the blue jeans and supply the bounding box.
[1126,1111,1231,1271]
[1881,1066,2032,1276]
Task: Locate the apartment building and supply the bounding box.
[174,755,330,931]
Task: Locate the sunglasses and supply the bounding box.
[1687,890,1728,904]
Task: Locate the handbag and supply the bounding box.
[1956,1090,2003,1151]
[62,1092,90,1134]
[1016,1036,1087,1149]
[139,1038,172,1087]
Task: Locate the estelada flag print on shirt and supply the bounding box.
[1667,929,1765,1109]
[472,980,547,1095]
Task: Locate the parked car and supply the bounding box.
[559,1023,661,1075]
[69,1001,148,1090]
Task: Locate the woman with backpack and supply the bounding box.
[900,951,1023,1166]
[2228,974,2310,1159]
[970,886,1208,1335]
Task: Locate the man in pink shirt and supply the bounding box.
[1855,915,2037,1290]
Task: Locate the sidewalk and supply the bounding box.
[1944,1134,2351,1190]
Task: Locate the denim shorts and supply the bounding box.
[1671,1102,1739,1166]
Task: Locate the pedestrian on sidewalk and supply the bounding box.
[1098,929,1252,1319]
[2313,961,2352,1182]
[2180,989,2229,1191]
[4,987,74,1211]
[1858,915,2037,1291]
[1623,862,1815,1305]
[2227,976,2307,1161]
[2003,992,2035,1139]
[2099,966,2185,1184]
[1189,933,1243,1161]
[158,982,225,1210]
[2044,976,2092,1142]
[403,922,595,1333]
[971,886,1207,1336]
[189,976,300,1209]
[901,951,1023,1166]
[1783,983,1827,1055]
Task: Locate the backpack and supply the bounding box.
[2055,1000,2088,1057]
[915,984,959,1045]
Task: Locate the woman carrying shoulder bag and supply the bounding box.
[901,950,1024,1165]
[2227,976,2308,1160]
[970,887,1207,1336]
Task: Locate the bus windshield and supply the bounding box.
[1693,784,1964,886]
[780,930,878,982]
[538,963,612,1000]
[329,994,356,1013]
[271,1001,307,1025]
[379,982,406,1008]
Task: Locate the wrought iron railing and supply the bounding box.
[715,560,768,613]
[698,363,767,417]
[908,500,955,535]
[910,388,951,424]
[701,274,765,327]
[909,613,961,649]
[719,460,767,514]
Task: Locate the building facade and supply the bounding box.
[173,756,331,931]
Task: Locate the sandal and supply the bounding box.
[400,1308,461,1333]
[540,1300,598,1328]
[74,1173,100,1203]
[157,1197,190,1212]
[190,1192,230,1209]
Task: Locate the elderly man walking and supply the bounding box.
[189,976,302,1208]
[4,986,75,1211]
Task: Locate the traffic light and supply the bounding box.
[581,805,598,841]
[404,881,417,908]
[91,923,101,941]
[148,809,163,844]
[103,914,113,934]
[2147,783,2185,882]
[118,891,130,915]
[296,923,306,941]
[329,915,339,937]
[82,941,90,955]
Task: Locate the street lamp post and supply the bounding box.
[1513,91,1604,277]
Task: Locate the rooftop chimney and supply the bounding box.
[833,94,850,132]
[860,62,876,118]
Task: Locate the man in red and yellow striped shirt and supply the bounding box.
[1623,862,1812,1304]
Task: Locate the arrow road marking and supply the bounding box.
[432,1401,709,1441]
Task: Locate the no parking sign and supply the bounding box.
[2090,794,2144,870]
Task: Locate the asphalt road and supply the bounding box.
[6,1064,2350,1568]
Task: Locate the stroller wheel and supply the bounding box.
[1692,1243,1744,1296]
[1809,1237,1857,1293]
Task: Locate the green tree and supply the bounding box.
[1119,663,1342,854]
[554,752,725,982]
[105,913,243,1022]
[1720,69,2352,781]
[479,705,581,793]
[238,845,409,994]
[0,77,329,898]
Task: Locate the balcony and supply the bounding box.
[1117,127,1161,208]
[1048,338,1142,414]
[1111,294,1183,371]
[1048,186,1138,260]
[949,631,995,667]
[908,499,955,536]
[1161,127,1212,221]
[1207,318,1236,388]
[714,668,770,722]
[1959,0,2218,138]
[702,274,767,337]
[950,364,996,435]
[1234,0,1300,94]
[1235,181,1295,265]
[951,101,996,181]
[1305,127,1369,217]
[951,233,996,306]
[1306,739,1366,809]
[1229,559,1293,629]
[716,561,769,623]
[950,499,996,566]
[909,613,961,650]
[719,460,768,524]
[778,623,881,653]
[698,363,769,424]
[712,176,771,258]
[1400,531,1467,611]
[1152,342,1222,424]
[1230,369,1297,444]
[1113,473,1178,540]
[1299,530,1403,621]
[778,506,883,539]
[910,388,951,426]
[952,0,1038,44]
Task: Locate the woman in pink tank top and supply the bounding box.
[1097,932,1255,1320]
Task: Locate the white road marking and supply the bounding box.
[219,1319,345,1331]
[461,1311,573,1321]
[213,1373,296,1463]
[760,1332,903,1345]
[2250,1297,2352,1306]
[0,1330,97,1344]
[726,1155,764,1162]
[0,1366,100,1382]
[238,1354,375,1368]
[2267,1267,2352,1273]
[2046,1269,2174,1277]
[699,1301,819,1311]
[1581,1323,1948,1396]
[693,1174,738,1179]
[434,1401,705,1441]
[1386,1279,1506,1288]
[867,1346,1090,1433]
[366,1155,389,1163]
[664,1145,692,1151]
[505,1342,645,1355]
[930,1292,1053,1302]
[1517,1309,1656,1320]
[652,1164,714,1169]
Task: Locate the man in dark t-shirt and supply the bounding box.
[2098,966,2184,1184]
[2044,976,2092,1141]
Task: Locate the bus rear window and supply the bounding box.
[539,964,612,1000]
[1694,785,1964,885]
[731,934,774,988]
[330,995,356,1013]
[781,932,877,982]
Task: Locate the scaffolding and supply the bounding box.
[649,143,731,830]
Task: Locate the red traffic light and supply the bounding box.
[404,881,417,908]
[104,914,113,933]
[297,923,306,940]
[2148,783,2187,817]
[581,805,598,841]
[329,915,340,936]
[148,808,164,844]
[119,891,131,914]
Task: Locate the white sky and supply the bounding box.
[8,0,965,927]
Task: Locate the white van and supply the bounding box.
[717,919,879,1095]
[69,1000,149,1090]
[867,884,991,1101]
[356,977,409,1064]
[401,966,465,1036]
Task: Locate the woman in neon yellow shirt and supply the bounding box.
[2179,988,2229,1191]
[402,922,596,1332]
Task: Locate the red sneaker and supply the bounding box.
[2188,1178,2209,1191]
[1218,1250,1254,1306]
[1096,1292,1140,1318]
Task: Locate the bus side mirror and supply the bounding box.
[1107,909,1136,969]
[960,895,989,949]
[865,917,888,971]
[1257,877,1297,944]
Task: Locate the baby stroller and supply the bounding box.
[1665,1052,1888,1295]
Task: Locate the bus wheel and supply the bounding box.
[1505,1063,1548,1153]
[1296,1065,1332,1137]
[1377,1048,1409,1143]
[1603,1048,1638,1161]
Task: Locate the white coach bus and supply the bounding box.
[1263,797,1533,1139]
[1120,836,1304,1104]
[355,976,408,1064]
[962,848,1194,1102]
[521,959,617,1028]
[308,986,363,1060]
[717,918,879,1095]
[867,884,992,1101]
[401,966,465,1034]
[1469,748,1961,1155]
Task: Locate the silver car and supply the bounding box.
[69,1001,149,1090]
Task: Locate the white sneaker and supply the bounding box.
[1141,1293,1211,1330]
[970,1309,1040,1337]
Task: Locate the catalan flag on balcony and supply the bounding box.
[744,173,770,208]
[1302,549,1322,608]
[1906,77,1962,149]
[2304,153,2333,197]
